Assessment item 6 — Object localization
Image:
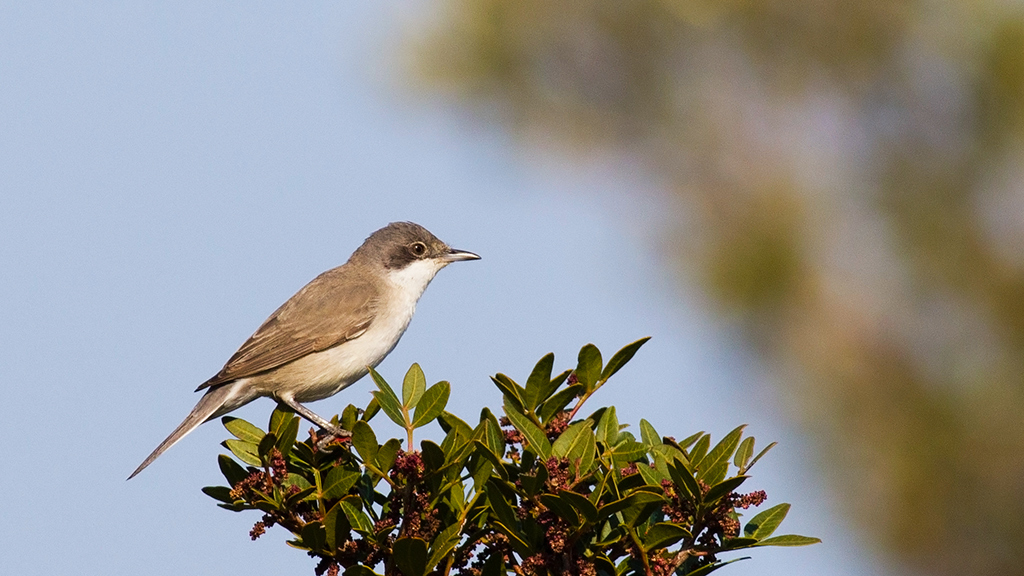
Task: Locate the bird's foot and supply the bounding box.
[312,426,352,451]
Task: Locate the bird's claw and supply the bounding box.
[313,427,352,451]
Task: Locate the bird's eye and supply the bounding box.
[410,242,427,257]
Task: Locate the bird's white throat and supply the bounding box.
[385,257,448,299]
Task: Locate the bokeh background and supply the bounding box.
[2,2,1021,575]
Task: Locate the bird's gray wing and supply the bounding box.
[196,266,379,390]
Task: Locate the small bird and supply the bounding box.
[129,222,479,479]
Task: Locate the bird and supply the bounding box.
[129,221,479,479]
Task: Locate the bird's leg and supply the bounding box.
[276,396,352,448]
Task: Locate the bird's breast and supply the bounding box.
[259,288,421,403]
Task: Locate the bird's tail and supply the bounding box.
[128,381,252,479]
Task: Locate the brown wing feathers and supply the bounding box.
[196,266,379,390]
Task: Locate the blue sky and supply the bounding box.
[0,3,889,575]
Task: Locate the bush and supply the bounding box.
[203,338,818,576]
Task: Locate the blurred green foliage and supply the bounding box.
[406,2,1024,575]
[205,341,816,575]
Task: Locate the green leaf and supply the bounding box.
[625,490,667,506]
[288,487,317,507]
[286,473,313,492]
[592,554,616,576]
[470,417,488,443]
[393,537,429,576]
[269,405,296,438]
[609,441,648,468]
[201,485,235,504]
[698,425,746,478]
[447,478,467,512]
[223,439,261,466]
[322,466,360,500]
[576,427,598,475]
[597,495,635,520]
[421,440,445,472]
[644,522,691,551]
[754,534,821,547]
[540,493,580,525]
[668,461,703,503]
[340,499,373,534]
[734,437,755,470]
[744,503,790,539]
[544,369,570,406]
[683,557,750,576]
[595,406,619,447]
[639,419,659,447]
[519,465,547,497]
[427,522,463,572]
[720,537,759,551]
[377,438,402,472]
[550,368,571,387]
[520,509,543,551]
[704,475,749,506]
[600,337,650,382]
[551,420,596,476]
[355,475,375,508]
[351,421,379,464]
[559,490,598,523]
[677,431,704,451]
[652,444,688,465]
[343,565,381,576]
[340,404,360,431]
[615,430,637,445]
[481,408,505,459]
[490,374,525,412]
[637,461,663,486]
[689,433,710,464]
[619,491,666,527]
[369,367,406,427]
[214,501,249,513]
[479,553,505,576]
[438,411,474,439]
[368,391,402,428]
[290,441,316,467]
[552,420,592,459]
[486,481,518,528]
[585,406,608,428]
[493,521,532,556]
[403,363,427,409]
[538,384,584,422]
[503,400,551,458]
[275,414,300,458]
[596,491,662,522]
[217,454,248,486]
[412,381,450,428]
[222,417,265,444]
[445,439,477,472]
[323,502,352,550]
[473,440,504,479]
[362,396,381,422]
[523,353,554,410]
[745,441,777,473]
[653,452,674,478]
[300,522,327,553]
[703,461,729,486]
[440,423,471,464]
[257,433,277,460]
[575,344,603,391]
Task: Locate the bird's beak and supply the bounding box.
[444,248,481,262]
